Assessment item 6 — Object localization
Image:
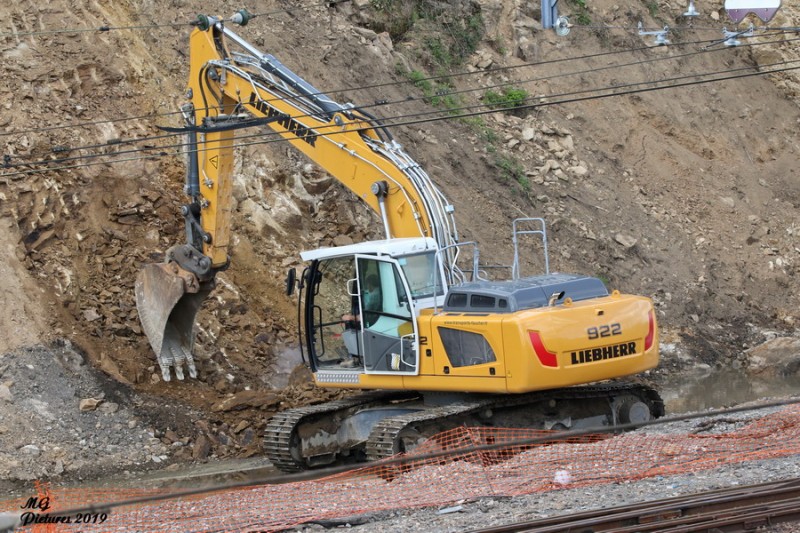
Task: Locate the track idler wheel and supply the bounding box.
[615,396,653,425]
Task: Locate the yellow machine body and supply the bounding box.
[311,293,658,394]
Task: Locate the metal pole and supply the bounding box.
[542,0,559,29]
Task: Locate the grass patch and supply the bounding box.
[643,0,659,17]
[576,11,592,25]
[494,154,529,191]
[481,87,529,112]
[420,14,482,69]
[424,37,454,69]
[401,68,461,115]
[567,0,591,25]
[370,2,483,68]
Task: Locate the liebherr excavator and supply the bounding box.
[135,12,664,472]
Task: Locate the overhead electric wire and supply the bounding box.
[0,110,187,138]
[5,23,800,172]
[23,396,800,520]
[1,37,704,163]
[368,57,800,127]
[0,21,193,38]
[214,25,794,103]
[2,1,798,139]
[1,56,797,180]
[3,55,798,174]
[0,42,661,137]
[351,34,800,118]
[276,25,793,100]
[0,2,333,39]
[569,20,800,33]
[0,34,699,139]
[2,23,795,140]
[191,58,800,147]
[6,130,193,170]
[6,31,795,171]
[578,23,723,31]
[1,24,779,140]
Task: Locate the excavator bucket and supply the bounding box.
[135,262,212,381]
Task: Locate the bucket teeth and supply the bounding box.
[160,342,198,382]
[135,262,210,382]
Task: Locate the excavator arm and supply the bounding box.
[136,13,458,380]
[187,16,458,250]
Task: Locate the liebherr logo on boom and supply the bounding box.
[248,92,318,147]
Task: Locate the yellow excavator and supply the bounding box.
[135,11,663,472]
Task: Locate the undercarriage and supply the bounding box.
[264,382,664,472]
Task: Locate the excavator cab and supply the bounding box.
[301,238,445,377]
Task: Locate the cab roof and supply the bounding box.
[300,237,438,261]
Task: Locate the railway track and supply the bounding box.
[467,478,800,533]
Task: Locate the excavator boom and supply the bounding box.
[136,15,458,380]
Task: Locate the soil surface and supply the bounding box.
[1,0,799,501]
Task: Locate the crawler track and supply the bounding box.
[468,478,800,533]
[264,390,416,471]
[267,382,663,471]
[366,382,663,461]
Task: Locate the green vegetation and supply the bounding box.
[420,13,482,69]
[460,117,500,145]
[465,115,532,195]
[401,68,461,114]
[424,37,453,69]
[368,0,418,40]
[385,1,530,195]
[481,87,530,112]
[576,11,592,25]
[643,0,659,17]
[494,154,529,191]
[490,36,507,56]
[568,0,592,25]
[369,1,483,69]
[478,121,499,144]
[457,14,484,58]
[405,68,429,89]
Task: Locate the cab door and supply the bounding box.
[355,255,420,375]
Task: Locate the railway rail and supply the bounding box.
[467,478,800,532]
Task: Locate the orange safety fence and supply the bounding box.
[3,404,800,532]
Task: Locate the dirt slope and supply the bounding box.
[1,0,798,469]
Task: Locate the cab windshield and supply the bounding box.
[396,252,445,300]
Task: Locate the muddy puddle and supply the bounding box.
[659,367,800,414]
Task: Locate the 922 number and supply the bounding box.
[587,323,621,339]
